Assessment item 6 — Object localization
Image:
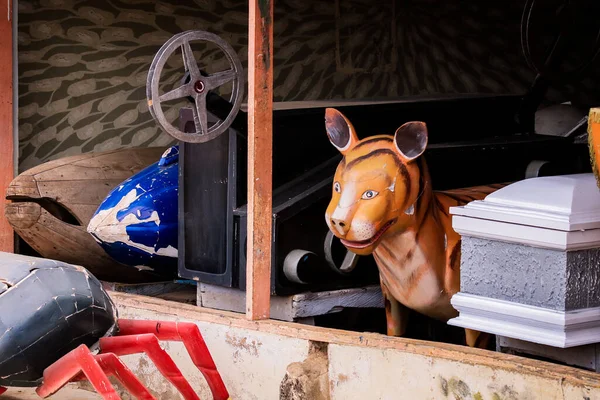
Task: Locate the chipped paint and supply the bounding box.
[225,331,263,359]
[387,176,396,193]
[87,146,178,276]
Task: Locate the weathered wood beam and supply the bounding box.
[0,0,13,253]
[246,0,274,320]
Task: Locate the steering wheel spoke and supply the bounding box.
[205,69,236,91]
[159,84,191,103]
[191,94,209,135]
[181,40,202,82]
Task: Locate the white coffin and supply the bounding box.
[450,173,600,251]
[448,173,600,348]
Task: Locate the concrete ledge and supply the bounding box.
[108,291,600,399]
[449,293,600,348]
[2,385,101,399]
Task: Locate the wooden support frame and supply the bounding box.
[246,0,274,320]
[0,0,13,253]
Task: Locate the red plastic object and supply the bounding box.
[101,333,198,399]
[115,319,229,400]
[32,319,229,400]
[36,345,119,399]
[94,353,156,400]
[0,387,6,396]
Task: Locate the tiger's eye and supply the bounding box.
[361,190,379,200]
[334,182,341,193]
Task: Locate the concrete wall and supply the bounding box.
[102,292,600,400]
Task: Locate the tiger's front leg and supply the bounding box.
[465,329,491,349]
[381,280,410,336]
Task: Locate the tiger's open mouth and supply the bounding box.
[341,218,397,249]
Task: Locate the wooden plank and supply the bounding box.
[246,0,274,320]
[102,281,197,305]
[111,291,600,390]
[0,0,13,253]
[199,283,384,322]
[6,147,165,223]
[102,281,191,296]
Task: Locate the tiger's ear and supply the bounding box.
[325,108,359,154]
[393,121,428,162]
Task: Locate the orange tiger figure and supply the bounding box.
[323,108,504,348]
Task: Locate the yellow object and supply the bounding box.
[588,108,600,188]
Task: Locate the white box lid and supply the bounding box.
[450,174,600,250]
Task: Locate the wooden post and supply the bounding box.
[0,0,13,253]
[246,0,274,320]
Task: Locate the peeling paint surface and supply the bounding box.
[115,306,309,400]
[87,146,178,276]
[327,345,587,400]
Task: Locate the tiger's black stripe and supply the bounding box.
[345,149,400,169]
[353,136,393,150]
[345,149,411,199]
[449,240,462,270]
[413,157,429,242]
[415,157,426,213]
[436,197,451,217]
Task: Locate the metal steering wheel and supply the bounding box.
[521,0,600,84]
[146,30,244,143]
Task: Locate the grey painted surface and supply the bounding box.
[460,237,600,311]
[566,250,600,310]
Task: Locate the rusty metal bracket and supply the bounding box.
[146,30,244,143]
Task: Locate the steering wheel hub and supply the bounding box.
[193,80,205,94]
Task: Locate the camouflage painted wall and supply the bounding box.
[18,0,541,172]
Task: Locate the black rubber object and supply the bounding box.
[0,252,118,387]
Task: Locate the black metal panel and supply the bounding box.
[235,156,380,295]
[178,109,237,286]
